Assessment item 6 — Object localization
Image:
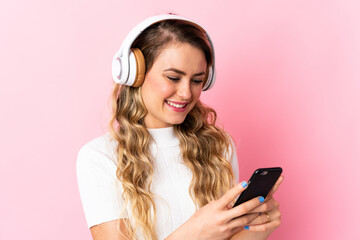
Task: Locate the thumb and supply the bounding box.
[219,181,248,209]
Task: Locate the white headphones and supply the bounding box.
[112,14,216,91]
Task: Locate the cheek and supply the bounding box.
[193,88,202,100]
[187,88,202,111]
[158,84,173,97]
[142,75,172,101]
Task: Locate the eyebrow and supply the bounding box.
[164,68,206,77]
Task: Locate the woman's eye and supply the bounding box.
[167,76,203,84]
[192,79,204,85]
[167,76,180,81]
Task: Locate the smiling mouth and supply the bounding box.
[165,100,188,109]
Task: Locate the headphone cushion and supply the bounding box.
[131,48,146,87]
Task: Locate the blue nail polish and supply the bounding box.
[241,181,248,188]
[244,226,249,230]
[259,196,265,203]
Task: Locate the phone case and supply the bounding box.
[233,167,282,208]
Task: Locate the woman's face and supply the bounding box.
[141,42,207,129]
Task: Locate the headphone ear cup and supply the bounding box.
[202,66,214,91]
[131,48,146,87]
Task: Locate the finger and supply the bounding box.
[227,195,265,220]
[247,197,279,214]
[266,175,284,199]
[243,219,281,232]
[227,212,259,229]
[229,225,245,238]
[249,209,281,225]
[247,210,276,225]
[218,181,248,208]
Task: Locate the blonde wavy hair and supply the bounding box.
[108,19,236,239]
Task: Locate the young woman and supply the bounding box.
[76,14,284,240]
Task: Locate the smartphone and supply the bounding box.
[232,167,283,208]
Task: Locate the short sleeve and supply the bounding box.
[228,136,240,184]
[76,137,127,229]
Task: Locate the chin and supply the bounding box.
[168,118,186,126]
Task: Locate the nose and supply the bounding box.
[177,79,192,100]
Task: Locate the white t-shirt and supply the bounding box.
[76,126,239,239]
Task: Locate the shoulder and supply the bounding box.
[78,132,117,155]
[76,132,119,175]
[222,130,240,183]
[76,133,127,229]
[222,130,237,155]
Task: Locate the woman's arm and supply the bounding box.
[164,181,264,240]
[90,219,130,240]
[166,176,284,240]
[88,176,282,240]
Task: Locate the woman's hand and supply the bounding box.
[166,181,268,240]
[237,175,284,235]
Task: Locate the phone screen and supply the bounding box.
[233,167,282,208]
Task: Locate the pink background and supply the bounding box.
[1,0,359,239]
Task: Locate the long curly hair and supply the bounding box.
[108,19,236,239]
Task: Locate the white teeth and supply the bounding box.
[166,100,186,108]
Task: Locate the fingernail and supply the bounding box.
[244,226,249,230]
[241,181,248,188]
[259,196,265,203]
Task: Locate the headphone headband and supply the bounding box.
[112,14,216,91]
